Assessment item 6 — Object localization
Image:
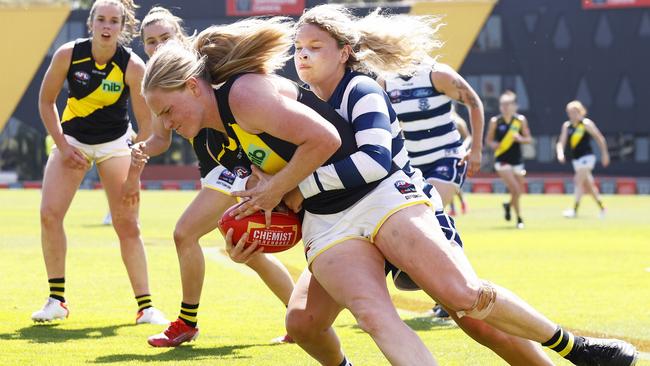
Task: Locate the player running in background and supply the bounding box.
[122,7,296,346]
[33,0,167,325]
[556,100,609,218]
[381,55,483,212]
[486,90,532,229]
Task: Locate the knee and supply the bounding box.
[352,306,392,336]
[510,186,521,198]
[444,281,497,320]
[40,205,64,229]
[173,222,196,248]
[285,307,322,343]
[112,214,141,240]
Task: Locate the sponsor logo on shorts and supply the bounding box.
[394,180,417,194]
[435,165,452,179]
[233,165,250,178]
[218,169,236,185]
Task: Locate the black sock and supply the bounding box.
[179,302,198,327]
[48,277,65,302]
[574,201,580,213]
[542,326,583,360]
[135,294,153,312]
[596,200,604,210]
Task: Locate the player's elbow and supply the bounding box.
[319,129,341,156]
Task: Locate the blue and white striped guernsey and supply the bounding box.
[298,69,416,199]
[384,63,465,168]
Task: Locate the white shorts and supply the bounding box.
[201,165,235,195]
[494,162,526,176]
[572,154,596,171]
[302,170,432,265]
[54,126,134,164]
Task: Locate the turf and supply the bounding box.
[0,189,648,365]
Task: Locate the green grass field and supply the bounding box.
[1,189,648,365]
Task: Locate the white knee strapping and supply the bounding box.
[456,281,497,320]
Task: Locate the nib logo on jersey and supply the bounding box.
[101,79,123,93]
[247,222,299,248]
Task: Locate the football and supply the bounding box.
[217,202,302,253]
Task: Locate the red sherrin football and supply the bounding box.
[218,202,302,253]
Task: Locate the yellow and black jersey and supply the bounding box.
[493,114,524,165]
[213,74,378,215]
[566,120,593,159]
[61,38,131,144]
[190,128,247,179]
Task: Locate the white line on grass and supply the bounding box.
[639,352,650,361]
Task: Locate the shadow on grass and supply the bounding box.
[93,343,271,363]
[343,316,456,333]
[0,323,135,343]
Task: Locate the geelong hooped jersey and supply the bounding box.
[213,74,378,215]
[385,64,464,168]
[494,115,524,165]
[61,38,131,144]
[567,120,593,159]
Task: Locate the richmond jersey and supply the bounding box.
[61,38,131,144]
[566,121,593,159]
[493,115,525,165]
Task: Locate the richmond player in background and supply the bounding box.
[556,100,609,218]
[486,90,532,229]
[122,6,296,346]
[33,0,167,324]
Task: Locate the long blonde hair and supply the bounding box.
[143,17,294,93]
[297,4,442,75]
[139,6,188,43]
[87,0,139,45]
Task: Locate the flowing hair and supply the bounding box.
[193,17,294,85]
[297,4,443,75]
[87,0,139,45]
[143,17,294,93]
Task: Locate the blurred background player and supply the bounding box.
[486,90,532,229]
[32,0,167,324]
[122,6,296,346]
[556,100,609,218]
[382,57,484,210]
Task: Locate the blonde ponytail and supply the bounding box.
[193,17,294,85]
[87,0,140,45]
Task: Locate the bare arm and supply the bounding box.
[432,64,484,176]
[38,42,88,170]
[125,53,152,142]
[583,119,610,167]
[230,74,341,218]
[517,115,533,144]
[556,122,570,163]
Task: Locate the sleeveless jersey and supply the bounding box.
[384,64,464,168]
[61,38,131,144]
[213,74,378,215]
[566,121,593,159]
[493,114,525,165]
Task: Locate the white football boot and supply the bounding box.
[31,298,69,322]
[136,307,170,325]
[562,209,577,218]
